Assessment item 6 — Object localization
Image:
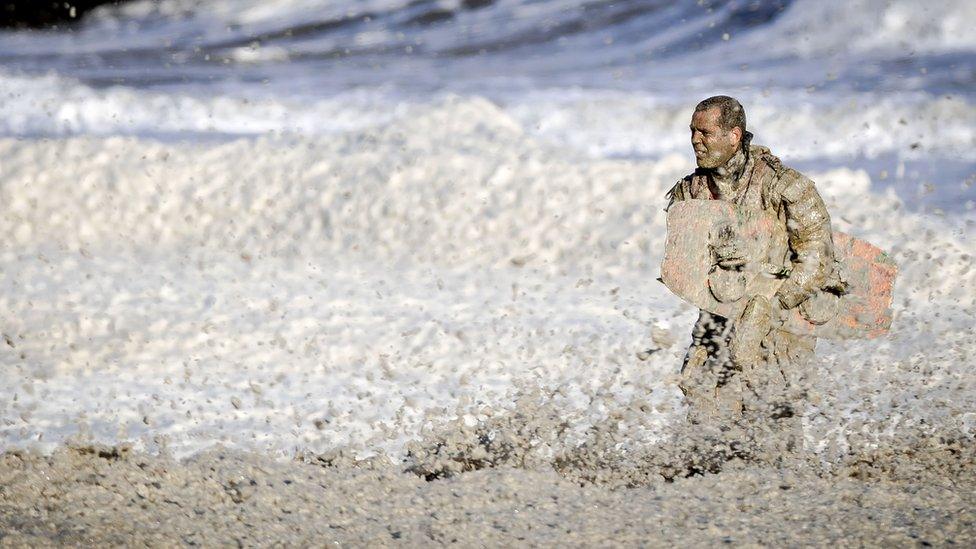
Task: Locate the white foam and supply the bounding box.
[0,71,400,137]
[0,98,972,459]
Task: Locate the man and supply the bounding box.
[666,95,837,424]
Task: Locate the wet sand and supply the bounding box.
[2,419,973,546]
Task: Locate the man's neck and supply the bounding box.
[709,145,747,199]
[713,145,747,181]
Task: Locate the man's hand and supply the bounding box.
[775,279,810,309]
[712,235,746,270]
[713,242,746,270]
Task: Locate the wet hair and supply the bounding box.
[695,95,746,135]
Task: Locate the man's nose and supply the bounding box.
[691,131,702,144]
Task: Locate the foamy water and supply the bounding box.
[0,0,973,460]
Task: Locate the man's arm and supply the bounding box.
[772,171,835,309]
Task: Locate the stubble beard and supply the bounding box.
[695,142,738,170]
[695,149,727,169]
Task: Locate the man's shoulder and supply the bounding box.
[751,145,811,185]
[667,168,709,208]
[751,145,822,205]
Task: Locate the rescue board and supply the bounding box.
[661,200,896,339]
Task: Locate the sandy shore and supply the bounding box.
[2,421,974,547]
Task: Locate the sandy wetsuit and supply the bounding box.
[666,139,837,425]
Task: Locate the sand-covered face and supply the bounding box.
[691,107,742,169]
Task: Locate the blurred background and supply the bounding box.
[0,0,973,210]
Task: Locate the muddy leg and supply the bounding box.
[736,329,816,463]
[679,311,741,424]
[729,294,772,367]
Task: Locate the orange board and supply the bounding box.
[661,200,896,339]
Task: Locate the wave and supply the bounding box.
[1,69,972,166]
[0,0,971,92]
[1,0,787,59]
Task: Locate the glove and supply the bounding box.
[775,279,810,309]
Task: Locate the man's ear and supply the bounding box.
[730,126,742,146]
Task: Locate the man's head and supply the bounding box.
[690,95,746,169]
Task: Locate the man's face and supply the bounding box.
[690,107,741,169]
